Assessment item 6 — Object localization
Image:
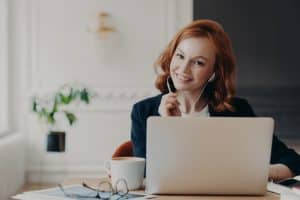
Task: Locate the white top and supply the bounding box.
[181,104,210,117]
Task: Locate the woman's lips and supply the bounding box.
[175,73,192,82]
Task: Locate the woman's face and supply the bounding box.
[170,37,216,93]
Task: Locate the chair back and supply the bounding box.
[112,140,133,158]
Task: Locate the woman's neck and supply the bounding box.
[176,90,208,114]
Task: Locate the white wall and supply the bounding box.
[0,133,25,200]
[0,0,9,134]
[10,0,192,183]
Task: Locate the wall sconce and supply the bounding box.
[88,12,117,39]
[88,12,119,59]
[97,12,116,39]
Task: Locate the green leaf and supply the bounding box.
[32,100,37,112]
[68,88,74,101]
[64,111,77,125]
[80,88,89,104]
[52,98,58,113]
[59,93,71,104]
[37,108,54,124]
[47,114,55,124]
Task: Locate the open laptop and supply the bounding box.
[146,117,274,195]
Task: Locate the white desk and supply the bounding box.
[62,178,279,200]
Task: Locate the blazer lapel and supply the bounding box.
[208,104,229,116]
[153,94,164,116]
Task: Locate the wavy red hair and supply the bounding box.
[154,19,236,112]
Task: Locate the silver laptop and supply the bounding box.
[146,117,274,195]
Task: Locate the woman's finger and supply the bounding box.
[165,99,180,107]
[162,93,177,100]
[165,103,177,109]
[165,96,180,106]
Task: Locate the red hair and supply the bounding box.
[154,19,236,112]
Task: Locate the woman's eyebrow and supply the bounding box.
[193,55,208,61]
[177,48,208,61]
[176,48,184,54]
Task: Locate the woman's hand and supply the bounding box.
[269,164,294,182]
[158,93,181,116]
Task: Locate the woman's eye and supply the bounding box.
[176,53,184,59]
[195,60,204,66]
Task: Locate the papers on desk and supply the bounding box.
[13,184,156,200]
[267,176,300,199]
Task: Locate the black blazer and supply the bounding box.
[130,93,300,175]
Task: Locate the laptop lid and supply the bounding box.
[146,117,274,195]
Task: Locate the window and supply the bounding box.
[0,0,9,134]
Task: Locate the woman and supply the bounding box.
[130,19,300,181]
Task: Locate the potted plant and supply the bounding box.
[32,83,95,152]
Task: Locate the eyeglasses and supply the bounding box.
[58,179,129,199]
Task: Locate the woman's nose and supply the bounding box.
[178,60,190,73]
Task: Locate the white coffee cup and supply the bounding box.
[104,157,145,190]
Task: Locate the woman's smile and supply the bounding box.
[174,72,193,82]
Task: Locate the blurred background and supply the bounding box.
[194,0,300,139]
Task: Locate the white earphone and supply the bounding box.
[208,73,215,82]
